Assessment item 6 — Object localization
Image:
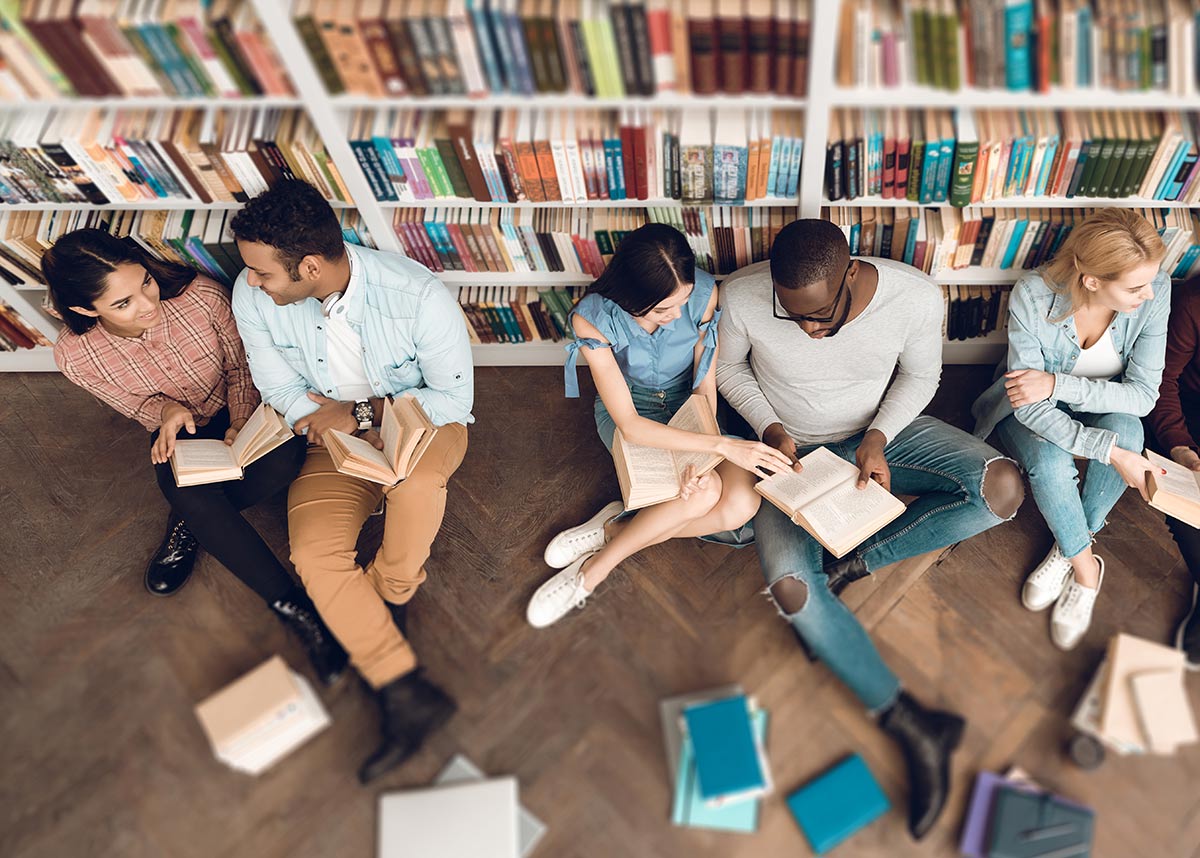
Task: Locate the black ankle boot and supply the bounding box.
[145,514,198,597]
[358,669,457,784]
[825,553,870,597]
[1178,583,1200,670]
[879,692,965,840]
[385,601,408,637]
[271,589,349,686]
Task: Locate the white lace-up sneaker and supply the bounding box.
[543,500,623,569]
[526,554,595,629]
[1051,557,1105,651]
[1022,544,1075,612]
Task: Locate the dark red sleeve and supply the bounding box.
[1149,280,1200,451]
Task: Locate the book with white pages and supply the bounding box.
[325,393,438,486]
[378,778,520,858]
[1145,448,1200,528]
[611,394,724,510]
[754,445,907,558]
[169,401,293,486]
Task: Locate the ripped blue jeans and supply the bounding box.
[755,416,1015,713]
[995,407,1143,559]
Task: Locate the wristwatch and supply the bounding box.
[353,399,373,430]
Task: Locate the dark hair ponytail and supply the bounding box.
[42,229,197,335]
[584,223,696,316]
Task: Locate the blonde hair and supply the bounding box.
[1041,209,1166,319]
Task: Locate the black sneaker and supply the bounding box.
[1176,583,1200,671]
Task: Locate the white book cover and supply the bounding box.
[435,755,546,857]
[379,778,519,858]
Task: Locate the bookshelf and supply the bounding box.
[2,0,1196,371]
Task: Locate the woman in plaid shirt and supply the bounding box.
[45,228,347,686]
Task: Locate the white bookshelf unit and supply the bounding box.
[1,0,1186,371]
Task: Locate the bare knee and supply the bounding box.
[982,458,1024,520]
[769,575,808,614]
[684,470,723,515]
[712,482,762,531]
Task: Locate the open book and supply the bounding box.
[612,394,723,510]
[1146,449,1200,528]
[754,446,907,558]
[325,394,437,486]
[170,402,293,486]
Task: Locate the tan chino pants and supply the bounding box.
[287,422,468,688]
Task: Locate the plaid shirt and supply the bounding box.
[55,277,259,432]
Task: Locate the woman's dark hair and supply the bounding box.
[228,179,345,278]
[42,229,197,335]
[585,223,696,316]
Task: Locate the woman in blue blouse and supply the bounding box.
[973,209,1167,650]
[526,224,792,628]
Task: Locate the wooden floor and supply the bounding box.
[3,366,1200,858]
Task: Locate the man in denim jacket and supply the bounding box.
[231,180,472,783]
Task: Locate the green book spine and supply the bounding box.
[1095,138,1128,198]
[906,140,925,202]
[1126,134,1157,198]
[912,9,932,86]
[417,146,452,197]
[1077,136,1110,197]
[295,14,345,94]
[1108,137,1139,199]
[949,140,979,207]
[434,138,472,197]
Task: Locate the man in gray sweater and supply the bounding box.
[717,219,1024,840]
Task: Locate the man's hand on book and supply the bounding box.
[678,464,711,501]
[1004,369,1056,408]
[224,418,248,446]
[855,430,891,491]
[295,393,357,446]
[1171,446,1200,472]
[358,429,385,451]
[152,402,196,464]
[762,423,804,473]
[718,437,796,479]
[1110,447,1159,501]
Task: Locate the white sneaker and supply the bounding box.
[543,500,623,569]
[526,554,595,629]
[1022,544,1075,612]
[1051,557,1105,652]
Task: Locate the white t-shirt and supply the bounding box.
[325,254,374,402]
[1070,328,1124,380]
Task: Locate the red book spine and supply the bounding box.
[894,138,911,196]
[619,121,638,200]
[687,17,719,94]
[717,15,746,93]
[631,124,648,201]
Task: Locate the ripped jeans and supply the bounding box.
[754,416,1014,713]
[995,408,1143,558]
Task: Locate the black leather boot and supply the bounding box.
[358,669,457,784]
[271,589,349,686]
[144,514,198,597]
[825,553,871,597]
[879,692,966,840]
[385,601,408,637]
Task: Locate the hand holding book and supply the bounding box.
[152,401,199,465]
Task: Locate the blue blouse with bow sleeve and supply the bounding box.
[563,269,720,398]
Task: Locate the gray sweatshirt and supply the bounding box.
[715,258,943,445]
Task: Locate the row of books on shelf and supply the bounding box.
[0,207,373,298]
[296,0,811,99]
[390,204,790,278]
[826,107,1200,206]
[0,0,294,100]
[835,0,1200,95]
[458,285,581,344]
[0,299,50,351]
[0,107,350,206]
[942,283,1008,342]
[350,107,804,205]
[825,205,1200,282]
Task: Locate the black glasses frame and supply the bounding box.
[772,264,853,335]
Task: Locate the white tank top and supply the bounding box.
[1070,328,1124,380]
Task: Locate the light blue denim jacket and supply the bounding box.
[231,243,474,428]
[972,269,1170,462]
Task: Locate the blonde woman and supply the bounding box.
[973,209,1168,650]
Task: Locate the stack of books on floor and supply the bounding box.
[0,0,294,99]
[377,754,546,858]
[960,768,1095,858]
[458,285,582,344]
[943,284,1009,342]
[349,106,803,204]
[193,655,331,776]
[660,686,772,833]
[295,0,812,99]
[1071,632,1199,756]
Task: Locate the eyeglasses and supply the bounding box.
[772,264,853,336]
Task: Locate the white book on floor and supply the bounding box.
[434,754,546,857]
[193,655,330,775]
[379,778,520,858]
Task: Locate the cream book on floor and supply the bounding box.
[1100,633,1196,754]
[193,655,330,775]
[169,402,293,486]
[325,393,438,486]
[1145,448,1200,528]
[378,777,520,858]
[754,446,907,558]
[612,394,723,510]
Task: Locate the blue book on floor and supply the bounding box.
[786,754,890,855]
[672,709,767,832]
[681,695,769,805]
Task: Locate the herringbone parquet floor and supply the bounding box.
[3,366,1199,858]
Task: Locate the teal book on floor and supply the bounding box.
[785,754,890,855]
[671,709,768,832]
[682,694,769,804]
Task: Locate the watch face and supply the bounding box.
[354,401,372,425]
